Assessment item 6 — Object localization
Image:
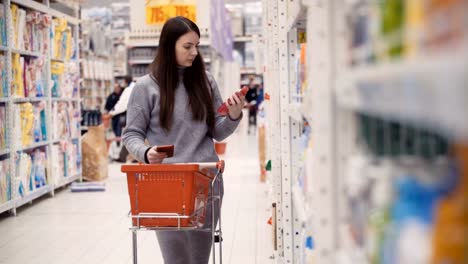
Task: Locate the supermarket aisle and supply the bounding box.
[0,130,273,264]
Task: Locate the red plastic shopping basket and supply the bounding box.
[121,163,219,228]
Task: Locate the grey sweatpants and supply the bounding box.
[156,177,224,264]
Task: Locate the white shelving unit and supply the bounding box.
[263,0,468,263]
[0,0,82,216]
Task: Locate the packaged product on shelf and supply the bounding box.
[380,0,405,58]
[20,103,34,147]
[52,18,74,61]
[347,116,465,264]
[296,43,307,96]
[0,55,6,97]
[404,0,426,57]
[11,53,24,97]
[32,149,47,188]
[25,58,46,98]
[425,0,467,51]
[11,54,46,98]
[10,5,27,50]
[16,152,32,197]
[52,101,69,140]
[24,11,51,54]
[0,158,11,203]
[33,102,47,142]
[0,4,6,47]
[52,101,80,140]
[51,61,79,98]
[51,61,64,97]
[0,105,6,150]
[58,140,80,178]
[50,144,64,185]
[432,144,468,264]
[16,148,47,197]
[12,102,46,147]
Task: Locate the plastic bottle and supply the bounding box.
[431,144,468,264]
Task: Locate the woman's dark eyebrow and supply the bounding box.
[184,42,200,45]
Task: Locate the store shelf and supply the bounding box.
[52,137,79,144]
[240,67,257,75]
[234,36,254,42]
[12,97,47,103]
[288,102,303,123]
[81,126,88,131]
[56,173,80,189]
[287,0,307,31]
[0,46,8,52]
[51,57,66,63]
[11,0,79,25]
[128,59,153,65]
[17,141,49,152]
[11,48,42,57]
[51,97,80,102]
[0,98,9,103]
[0,200,14,215]
[292,185,308,224]
[0,148,10,156]
[337,51,468,137]
[15,185,53,208]
[127,42,158,48]
[10,0,48,13]
[127,37,210,48]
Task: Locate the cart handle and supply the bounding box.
[217,160,225,173]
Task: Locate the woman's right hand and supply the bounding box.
[146,146,167,164]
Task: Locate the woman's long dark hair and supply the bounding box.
[149,16,215,132]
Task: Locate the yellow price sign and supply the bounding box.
[146,4,196,25]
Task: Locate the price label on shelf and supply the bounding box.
[145,1,196,25]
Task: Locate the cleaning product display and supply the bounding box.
[10,4,51,54]
[12,102,47,148]
[52,101,80,140]
[345,115,467,264]
[348,0,467,64]
[16,148,47,197]
[0,158,11,204]
[11,53,47,98]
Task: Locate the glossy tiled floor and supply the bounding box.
[0,128,274,264]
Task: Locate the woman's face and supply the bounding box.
[175,31,199,67]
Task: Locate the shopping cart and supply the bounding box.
[121,161,225,264]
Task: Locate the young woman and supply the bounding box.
[122,16,245,263]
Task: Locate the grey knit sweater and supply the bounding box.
[122,70,241,164]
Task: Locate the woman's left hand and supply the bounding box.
[226,92,246,120]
